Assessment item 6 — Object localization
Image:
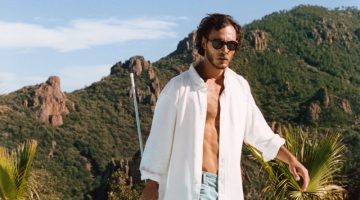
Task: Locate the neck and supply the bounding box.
[195,60,226,81]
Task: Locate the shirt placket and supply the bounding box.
[195,82,208,197]
[218,90,226,199]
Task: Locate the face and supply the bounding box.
[202,25,237,70]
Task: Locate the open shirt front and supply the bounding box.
[140,64,285,200]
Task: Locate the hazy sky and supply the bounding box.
[0,0,358,93]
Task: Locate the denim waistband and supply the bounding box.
[202,171,218,182]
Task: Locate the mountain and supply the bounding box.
[0,5,359,199]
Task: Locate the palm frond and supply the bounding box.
[13,140,38,199]
[246,126,347,199]
[0,146,17,200]
[0,140,39,200]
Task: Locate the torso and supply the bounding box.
[202,78,224,174]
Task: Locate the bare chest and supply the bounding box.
[206,82,224,121]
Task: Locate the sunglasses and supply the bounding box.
[209,39,238,51]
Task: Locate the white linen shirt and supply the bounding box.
[140,64,285,200]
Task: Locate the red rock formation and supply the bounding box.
[128,56,152,76]
[150,94,157,111]
[307,103,321,121]
[121,56,162,111]
[175,30,197,54]
[31,76,69,126]
[312,28,322,45]
[341,99,352,114]
[321,28,335,44]
[310,18,353,47]
[151,78,161,99]
[192,49,202,64]
[0,105,11,115]
[133,59,143,76]
[48,140,57,159]
[173,30,201,63]
[148,65,156,80]
[143,60,151,71]
[249,30,269,51]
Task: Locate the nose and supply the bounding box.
[220,44,230,53]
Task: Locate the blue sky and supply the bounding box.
[0,0,358,93]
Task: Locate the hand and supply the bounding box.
[140,180,159,200]
[288,159,310,192]
[276,145,310,192]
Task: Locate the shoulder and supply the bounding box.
[227,68,251,92]
[159,70,190,97]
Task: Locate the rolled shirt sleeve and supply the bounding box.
[140,80,178,182]
[243,83,285,161]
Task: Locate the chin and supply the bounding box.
[212,65,227,70]
[215,62,229,69]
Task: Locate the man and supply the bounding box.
[140,13,309,200]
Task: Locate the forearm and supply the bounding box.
[276,145,298,164]
[145,179,159,188]
[141,180,159,200]
[275,145,310,191]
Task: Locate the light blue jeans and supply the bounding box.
[199,172,218,200]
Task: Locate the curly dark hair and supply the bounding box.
[195,13,243,56]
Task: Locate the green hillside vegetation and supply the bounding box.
[0,5,359,199]
[247,126,347,199]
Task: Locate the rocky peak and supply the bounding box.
[128,56,151,76]
[310,17,354,48]
[175,30,197,54]
[0,105,11,115]
[301,88,330,123]
[300,87,354,124]
[110,61,123,75]
[248,30,269,51]
[110,56,162,111]
[111,56,151,76]
[306,102,321,122]
[24,76,69,126]
[341,99,352,114]
[172,31,202,63]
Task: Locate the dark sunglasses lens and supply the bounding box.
[211,40,223,49]
[211,39,238,50]
[227,41,238,50]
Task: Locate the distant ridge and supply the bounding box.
[0,5,359,199]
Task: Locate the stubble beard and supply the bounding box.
[205,49,230,70]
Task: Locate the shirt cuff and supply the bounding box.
[262,135,285,162]
[140,170,161,183]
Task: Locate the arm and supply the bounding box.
[139,80,178,198]
[140,180,159,200]
[276,145,310,192]
[243,82,285,161]
[242,82,310,191]
[244,82,310,191]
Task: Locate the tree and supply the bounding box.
[246,126,347,199]
[107,170,140,200]
[0,140,39,200]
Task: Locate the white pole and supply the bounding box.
[130,73,144,156]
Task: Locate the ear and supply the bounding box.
[201,37,207,50]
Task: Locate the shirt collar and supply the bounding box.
[188,63,231,91]
[189,64,205,89]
